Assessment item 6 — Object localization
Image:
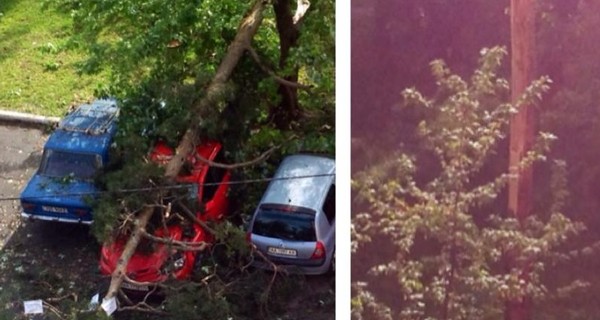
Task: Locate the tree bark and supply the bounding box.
[506,0,536,319]
[104,207,154,301]
[270,0,305,129]
[102,0,268,307]
[164,0,268,179]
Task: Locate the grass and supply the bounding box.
[0,0,104,117]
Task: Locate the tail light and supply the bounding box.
[310,241,326,260]
[74,208,88,216]
[246,232,252,243]
[21,202,35,211]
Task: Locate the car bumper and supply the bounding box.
[120,281,164,301]
[98,278,164,305]
[21,212,92,225]
[252,254,331,275]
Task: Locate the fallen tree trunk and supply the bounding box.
[164,0,269,179]
[102,0,268,307]
[103,206,154,302]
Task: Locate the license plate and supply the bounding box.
[268,247,297,256]
[42,206,68,214]
[121,282,149,291]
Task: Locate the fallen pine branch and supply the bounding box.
[42,301,66,320]
[192,143,279,169]
[101,0,269,313]
[140,229,209,251]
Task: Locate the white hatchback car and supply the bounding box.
[248,154,335,275]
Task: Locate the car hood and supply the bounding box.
[20,174,96,207]
[100,226,184,283]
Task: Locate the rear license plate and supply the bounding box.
[42,206,68,214]
[267,247,297,256]
[121,282,149,291]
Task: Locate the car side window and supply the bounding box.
[202,151,227,202]
[323,184,335,224]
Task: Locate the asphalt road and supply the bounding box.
[0,123,101,318]
[0,121,98,251]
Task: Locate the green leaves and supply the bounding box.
[352,47,581,319]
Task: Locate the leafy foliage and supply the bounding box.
[353,1,600,318]
[351,47,583,319]
[45,0,335,155]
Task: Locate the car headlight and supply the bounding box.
[173,256,185,270]
[161,252,185,274]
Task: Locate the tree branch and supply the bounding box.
[43,301,66,320]
[118,302,169,316]
[140,229,209,251]
[102,1,269,309]
[193,144,279,169]
[101,1,273,313]
[247,46,311,90]
[103,206,155,302]
[177,201,217,235]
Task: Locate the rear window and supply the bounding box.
[252,204,316,241]
[39,150,101,180]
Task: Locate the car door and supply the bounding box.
[200,150,230,221]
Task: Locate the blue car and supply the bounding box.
[20,99,118,224]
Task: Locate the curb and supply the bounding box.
[0,110,60,126]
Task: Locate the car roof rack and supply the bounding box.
[58,100,119,135]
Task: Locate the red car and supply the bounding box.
[99,140,230,295]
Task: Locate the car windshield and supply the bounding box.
[252,204,317,241]
[39,149,101,180]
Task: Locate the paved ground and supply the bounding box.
[0,123,46,246]
[0,123,100,319]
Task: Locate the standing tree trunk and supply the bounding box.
[270,0,309,128]
[102,0,268,306]
[506,0,536,319]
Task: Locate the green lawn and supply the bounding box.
[0,0,104,116]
